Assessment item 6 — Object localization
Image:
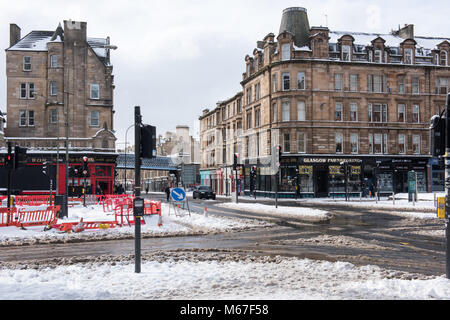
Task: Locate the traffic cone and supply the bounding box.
[72,218,85,233]
[157,213,163,227]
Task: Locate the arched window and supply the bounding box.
[441,50,448,66]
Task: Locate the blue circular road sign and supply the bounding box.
[171,188,186,202]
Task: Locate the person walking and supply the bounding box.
[165,185,170,202]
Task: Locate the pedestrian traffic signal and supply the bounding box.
[233,153,239,170]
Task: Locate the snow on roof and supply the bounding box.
[7,30,54,51]
[329,30,449,50]
[6,27,110,64]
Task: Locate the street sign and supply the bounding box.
[171,187,186,202]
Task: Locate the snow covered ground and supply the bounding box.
[0,198,448,300]
[0,202,270,245]
[0,253,449,300]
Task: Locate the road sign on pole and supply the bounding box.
[171,187,186,202]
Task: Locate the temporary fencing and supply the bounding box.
[15,195,54,206]
[0,205,60,228]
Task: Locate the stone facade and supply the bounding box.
[5,21,116,151]
[199,7,450,196]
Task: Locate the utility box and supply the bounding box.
[437,197,446,219]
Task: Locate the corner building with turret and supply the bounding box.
[199,7,450,198]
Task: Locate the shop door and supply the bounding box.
[394,171,408,193]
[315,167,328,197]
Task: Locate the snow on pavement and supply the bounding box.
[0,253,449,300]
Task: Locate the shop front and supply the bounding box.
[239,155,430,199]
[0,151,117,196]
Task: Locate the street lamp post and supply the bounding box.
[124,124,135,193]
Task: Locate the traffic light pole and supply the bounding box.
[6,143,12,212]
[445,93,450,279]
[134,106,142,273]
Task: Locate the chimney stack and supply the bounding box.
[397,24,414,40]
[279,7,310,48]
[10,24,21,47]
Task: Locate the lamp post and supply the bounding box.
[124,123,135,193]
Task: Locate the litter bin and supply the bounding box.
[54,195,67,218]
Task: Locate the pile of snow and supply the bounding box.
[0,253,449,300]
[217,202,331,222]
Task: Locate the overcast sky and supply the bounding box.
[0,0,448,149]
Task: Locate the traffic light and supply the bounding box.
[42,161,49,175]
[233,153,239,170]
[277,145,282,161]
[430,113,446,157]
[5,153,13,169]
[13,146,27,170]
[82,156,89,177]
[141,124,156,158]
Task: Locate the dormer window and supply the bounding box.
[341,45,351,61]
[374,50,382,63]
[281,43,290,61]
[441,50,448,66]
[404,48,413,64]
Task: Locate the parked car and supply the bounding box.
[193,186,216,200]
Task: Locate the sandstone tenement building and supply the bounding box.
[1,21,117,195]
[199,7,450,198]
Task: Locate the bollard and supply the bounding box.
[392,192,395,205]
[204,206,207,217]
[413,192,416,206]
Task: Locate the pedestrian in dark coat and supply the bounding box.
[165,186,170,202]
